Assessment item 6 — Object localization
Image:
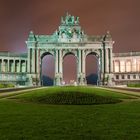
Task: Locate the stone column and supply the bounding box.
[17,60,19,72]
[77,49,82,85]
[6,60,8,72]
[59,50,63,81]
[78,50,82,73]
[36,49,39,74]
[19,60,21,72]
[9,60,11,72]
[55,50,61,85]
[32,48,35,73]
[119,60,121,72]
[13,60,15,72]
[82,50,85,74]
[27,48,31,73]
[81,50,86,85]
[105,48,109,73]
[109,48,113,73]
[101,49,104,73]
[0,59,1,72]
[55,50,59,74]
[1,59,4,72]
[15,60,17,72]
[26,60,28,72]
[8,59,10,72]
[113,60,115,72]
[97,56,101,85]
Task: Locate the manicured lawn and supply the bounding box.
[0,86,140,139]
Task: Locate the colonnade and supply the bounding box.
[0,59,27,73]
[113,59,140,73]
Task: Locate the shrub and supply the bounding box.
[0,83,15,88]
[127,83,140,87]
[17,90,121,105]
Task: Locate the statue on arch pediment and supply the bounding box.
[61,16,65,24]
[65,14,75,25]
[75,16,79,24]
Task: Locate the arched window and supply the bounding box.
[114,60,120,72]
[126,60,131,72]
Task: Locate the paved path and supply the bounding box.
[0,87,47,99]
[109,86,140,93]
[98,86,140,102]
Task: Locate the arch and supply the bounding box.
[85,50,100,59]
[63,53,77,85]
[40,52,55,86]
[138,60,140,72]
[126,60,131,72]
[114,60,120,72]
[63,50,78,59]
[41,51,54,60]
[132,58,137,72]
[120,60,125,72]
[85,51,99,85]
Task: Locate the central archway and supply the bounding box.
[63,52,77,85]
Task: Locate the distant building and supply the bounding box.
[0,13,140,86]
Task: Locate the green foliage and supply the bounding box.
[0,83,14,88]
[127,83,140,87]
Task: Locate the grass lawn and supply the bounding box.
[0,86,140,139]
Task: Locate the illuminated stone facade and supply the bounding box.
[0,52,27,85]
[0,13,139,86]
[113,52,140,85]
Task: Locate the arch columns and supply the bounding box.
[27,48,31,73]
[110,48,113,73]
[103,47,114,86]
[77,49,86,85]
[54,49,63,86]
[105,48,109,73]
[32,48,36,73]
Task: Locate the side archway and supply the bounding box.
[85,51,100,85]
[40,52,55,86]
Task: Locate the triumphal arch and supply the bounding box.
[26,13,114,86]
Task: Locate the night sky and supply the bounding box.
[0,0,140,82]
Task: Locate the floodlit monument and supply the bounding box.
[0,13,140,86]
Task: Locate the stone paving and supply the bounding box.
[0,87,46,99]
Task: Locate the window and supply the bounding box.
[126,61,131,72]
[114,61,120,72]
[120,61,125,72]
[116,75,119,79]
[121,75,125,79]
[133,75,136,79]
[127,75,130,79]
